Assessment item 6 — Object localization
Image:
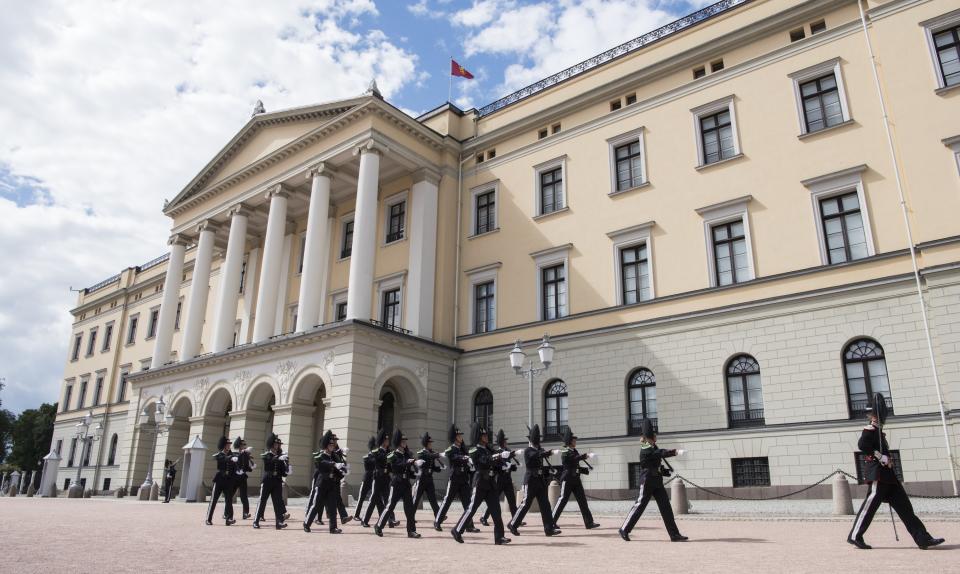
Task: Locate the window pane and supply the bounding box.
[820,75,837,90]
[718,111,730,125]
[801,81,818,97]
[730,221,744,237]
[701,115,716,130]
[841,193,860,211]
[713,225,728,241]
[821,198,839,216]
[728,378,745,409]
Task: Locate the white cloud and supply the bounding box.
[408,0,448,18]
[0,0,420,413]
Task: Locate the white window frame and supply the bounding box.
[339,213,355,261]
[296,232,307,275]
[376,271,406,328]
[93,370,106,406]
[531,244,572,321]
[126,313,140,346]
[145,305,160,340]
[330,289,348,322]
[101,321,115,353]
[382,190,409,246]
[801,165,875,266]
[71,332,83,361]
[465,262,500,334]
[607,127,648,196]
[920,9,960,92]
[533,155,568,218]
[788,58,852,136]
[607,221,656,305]
[944,135,960,177]
[116,365,131,402]
[85,327,98,357]
[691,95,742,168]
[696,195,756,287]
[470,181,500,237]
[139,358,152,372]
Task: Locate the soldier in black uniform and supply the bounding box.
[362,429,398,528]
[848,402,945,550]
[233,437,255,519]
[303,430,348,533]
[508,424,561,537]
[375,429,422,538]
[309,438,353,527]
[206,436,238,526]
[619,419,687,542]
[253,433,289,530]
[451,423,510,545]
[551,427,600,530]
[435,424,478,532]
[481,429,518,527]
[162,459,177,503]
[354,436,378,521]
[413,432,444,523]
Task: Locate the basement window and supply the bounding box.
[810,20,826,35]
[693,66,706,79]
[711,59,725,73]
[790,28,805,42]
[625,93,637,106]
[610,100,622,112]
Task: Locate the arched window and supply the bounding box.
[107,434,118,466]
[726,355,764,427]
[844,339,893,418]
[627,368,657,435]
[473,388,493,429]
[544,380,569,440]
[377,391,395,435]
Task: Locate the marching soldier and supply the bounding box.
[362,429,397,528]
[303,430,348,533]
[206,436,238,526]
[619,419,687,542]
[435,424,478,533]
[551,427,600,530]
[234,436,255,519]
[414,433,444,522]
[508,424,561,537]
[848,397,945,550]
[354,436,378,522]
[481,430,518,527]
[311,440,354,527]
[161,459,177,503]
[375,429,422,538]
[451,423,510,545]
[253,433,289,530]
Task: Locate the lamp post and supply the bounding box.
[139,397,173,492]
[509,334,557,428]
[68,410,103,498]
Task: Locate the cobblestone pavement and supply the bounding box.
[1,497,958,574]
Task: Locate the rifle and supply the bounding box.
[872,392,898,542]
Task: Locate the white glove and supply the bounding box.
[676,449,687,456]
[586,452,597,459]
[341,447,350,456]
[235,469,244,476]
[250,462,257,470]
[288,466,294,475]
[550,449,561,456]
[880,455,889,466]
[415,459,425,467]
[438,452,448,461]
[499,451,512,460]
[279,454,289,461]
[439,463,447,471]
[467,458,476,470]
[230,456,238,463]
[335,462,346,470]
[513,449,525,458]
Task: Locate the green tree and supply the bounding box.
[7,403,57,471]
[0,409,15,464]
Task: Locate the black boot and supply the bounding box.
[495,537,511,545]
[451,530,463,544]
[847,537,871,550]
[619,528,630,542]
[919,537,945,550]
[253,521,261,529]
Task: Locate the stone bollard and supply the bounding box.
[149,482,160,501]
[671,480,689,515]
[196,483,207,503]
[832,473,854,515]
[282,482,289,506]
[8,485,17,497]
[84,489,93,499]
[340,482,349,510]
[26,483,36,497]
[115,488,125,498]
[547,480,560,511]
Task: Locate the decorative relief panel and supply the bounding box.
[234,370,252,406]
[276,360,298,403]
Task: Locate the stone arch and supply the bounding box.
[244,376,279,412]
[374,367,427,437]
[170,391,194,418]
[202,382,235,415]
[287,365,331,406]
[161,392,193,491]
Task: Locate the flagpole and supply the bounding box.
[448,56,453,103]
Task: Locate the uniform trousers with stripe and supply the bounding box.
[377,479,417,532]
[620,480,680,537]
[236,475,250,515]
[551,476,594,527]
[354,475,374,520]
[254,476,285,525]
[303,479,340,531]
[206,477,236,522]
[414,474,441,518]
[849,480,933,546]
[435,475,473,529]
[455,479,504,541]
[482,476,517,522]
[509,477,555,534]
[362,475,393,525]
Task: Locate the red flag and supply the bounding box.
[451,59,474,79]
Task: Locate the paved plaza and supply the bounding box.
[1,497,958,574]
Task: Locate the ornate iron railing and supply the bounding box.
[628,416,658,436]
[84,274,121,294]
[476,0,752,117]
[729,408,765,428]
[137,252,169,272]
[849,395,894,419]
[369,319,413,335]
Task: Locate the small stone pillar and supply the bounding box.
[84,489,93,499]
[26,483,36,497]
[832,473,854,515]
[671,480,689,515]
[20,471,31,494]
[8,471,20,496]
[149,482,160,501]
[339,481,349,509]
[282,481,289,506]
[195,482,207,503]
[547,479,560,511]
[115,488,125,498]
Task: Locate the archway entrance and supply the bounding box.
[199,388,232,485]
[377,391,395,435]
[160,396,192,497]
[284,373,327,492]
[129,401,156,492]
[376,375,425,438]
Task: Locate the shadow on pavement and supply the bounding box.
[689,537,769,543]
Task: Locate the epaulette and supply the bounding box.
[863,426,876,431]
[640,443,654,449]
[387,452,396,460]
[469,447,478,454]
[561,447,570,452]
[444,446,454,454]
[416,448,426,455]
[313,452,323,459]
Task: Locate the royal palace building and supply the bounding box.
[49,0,960,499]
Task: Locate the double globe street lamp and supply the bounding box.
[509,334,557,428]
[68,410,103,498]
[139,396,173,495]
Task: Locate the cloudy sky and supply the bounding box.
[0,0,715,413]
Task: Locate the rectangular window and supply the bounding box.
[609,100,622,112]
[102,324,113,352]
[614,141,644,192]
[381,288,401,330]
[539,127,550,138]
[711,220,749,286]
[341,220,354,259]
[85,329,97,357]
[711,59,725,72]
[297,235,307,274]
[628,462,643,489]
[732,457,771,487]
[126,315,139,345]
[174,301,182,330]
[63,385,73,413]
[64,479,71,491]
[693,66,706,79]
[386,201,406,243]
[854,451,904,484]
[475,190,496,235]
[800,74,844,133]
[77,380,88,410]
[103,478,111,491]
[487,149,496,160]
[625,93,637,106]
[933,25,960,88]
[620,244,651,304]
[700,110,736,164]
[541,264,567,320]
[117,370,129,402]
[810,19,827,35]
[147,309,159,339]
[68,438,77,467]
[56,439,63,455]
[289,304,298,333]
[93,375,104,407]
[476,153,485,164]
[335,301,348,322]
[474,281,495,334]
[551,123,561,135]
[790,28,805,42]
[539,167,564,215]
[82,440,91,466]
[820,192,868,264]
[71,334,82,361]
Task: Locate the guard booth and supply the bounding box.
[180,435,207,502]
[39,450,62,497]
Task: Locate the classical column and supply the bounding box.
[238,246,260,345]
[405,169,440,338]
[151,234,189,368]
[211,205,249,353]
[296,164,335,331]
[346,140,382,321]
[180,221,218,361]
[272,232,293,335]
[252,185,290,343]
[316,213,336,325]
